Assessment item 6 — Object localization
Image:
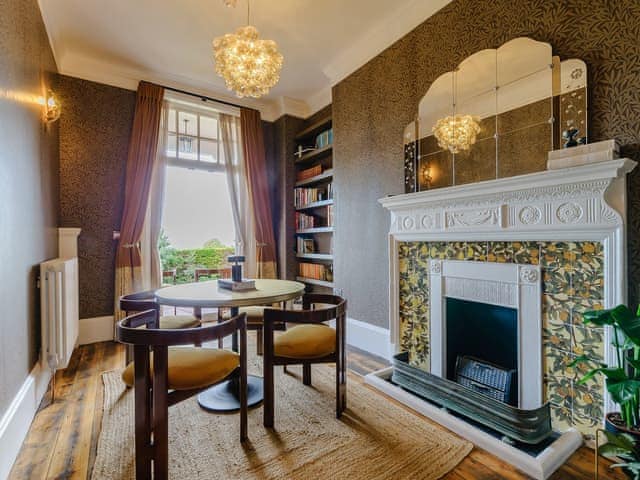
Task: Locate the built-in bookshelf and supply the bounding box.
[293,114,334,291]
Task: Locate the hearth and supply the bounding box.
[391,352,552,444]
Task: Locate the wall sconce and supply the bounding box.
[43,90,60,123]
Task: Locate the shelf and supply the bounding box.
[296,253,333,261]
[295,169,333,187]
[295,199,333,211]
[295,144,332,164]
[295,116,332,141]
[295,227,334,234]
[296,276,334,288]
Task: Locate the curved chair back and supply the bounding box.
[117,310,246,347]
[119,290,159,314]
[263,293,346,325]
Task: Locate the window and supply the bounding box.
[166,104,231,172]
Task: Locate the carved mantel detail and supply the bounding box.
[381,159,636,235]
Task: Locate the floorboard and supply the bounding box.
[9,339,622,479]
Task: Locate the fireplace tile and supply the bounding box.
[428,242,447,259]
[543,293,573,324]
[466,241,488,261]
[544,344,573,376]
[543,267,573,296]
[544,373,574,411]
[573,376,605,423]
[549,403,574,432]
[543,323,572,352]
[571,324,605,361]
[571,298,605,326]
[540,241,577,270]
[512,241,540,264]
[487,241,514,263]
[571,411,601,438]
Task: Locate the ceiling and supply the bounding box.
[38,0,451,120]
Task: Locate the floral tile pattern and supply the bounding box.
[398,240,606,435]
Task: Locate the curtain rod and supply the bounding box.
[160,84,250,111]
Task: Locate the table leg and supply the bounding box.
[198,306,264,412]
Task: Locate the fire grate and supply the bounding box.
[455,355,516,405]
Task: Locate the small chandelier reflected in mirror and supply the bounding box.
[213,0,283,98]
[432,114,481,154]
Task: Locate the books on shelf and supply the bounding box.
[297,237,315,253]
[299,262,327,281]
[327,205,334,227]
[294,183,333,207]
[295,212,315,230]
[217,278,256,291]
[296,164,322,181]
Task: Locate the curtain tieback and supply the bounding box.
[120,241,141,249]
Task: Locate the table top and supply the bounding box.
[155,279,305,308]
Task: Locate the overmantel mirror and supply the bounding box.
[404,37,587,192]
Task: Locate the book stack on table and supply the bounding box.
[218,278,256,291]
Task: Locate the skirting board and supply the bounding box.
[346,317,390,359]
[0,361,52,480]
[79,315,114,345]
[364,367,583,480]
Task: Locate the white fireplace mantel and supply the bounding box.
[380,158,635,350]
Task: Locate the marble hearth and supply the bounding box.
[366,158,636,479]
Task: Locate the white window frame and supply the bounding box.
[165,103,232,173]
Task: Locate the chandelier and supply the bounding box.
[432,114,481,154]
[213,1,283,98]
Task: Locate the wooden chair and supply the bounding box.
[120,291,202,363]
[194,267,231,282]
[161,269,177,285]
[116,310,248,480]
[263,294,347,428]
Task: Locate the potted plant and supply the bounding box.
[571,304,640,438]
[598,430,640,479]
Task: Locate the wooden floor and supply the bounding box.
[10,340,622,480]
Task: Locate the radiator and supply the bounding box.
[40,258,79,370]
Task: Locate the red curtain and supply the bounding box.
[240,108,278,279]
[114,82,164,318]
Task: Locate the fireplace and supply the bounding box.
[429,259,542,409]
[446,298,518,406]
[366,158,636,479]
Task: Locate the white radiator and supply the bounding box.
[40,258,79,370]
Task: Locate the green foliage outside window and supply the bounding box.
[159,229,234,284]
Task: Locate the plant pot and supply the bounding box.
[605,412,640,441]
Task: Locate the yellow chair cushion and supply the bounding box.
[202,306,264,324]
[159,315,201,329]
[121,347,239,390]
[274,324,336,359]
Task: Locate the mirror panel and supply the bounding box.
[404,37,588,193]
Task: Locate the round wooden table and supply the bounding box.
[155,279,305,412]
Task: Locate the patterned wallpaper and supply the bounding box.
[398,241,604,435]
[56,75,136,319]
[332,0,640,331]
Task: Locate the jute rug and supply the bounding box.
[92,353,472,479]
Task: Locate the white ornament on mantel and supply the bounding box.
[547,139,619,170]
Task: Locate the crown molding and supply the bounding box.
[323,0,452,85]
